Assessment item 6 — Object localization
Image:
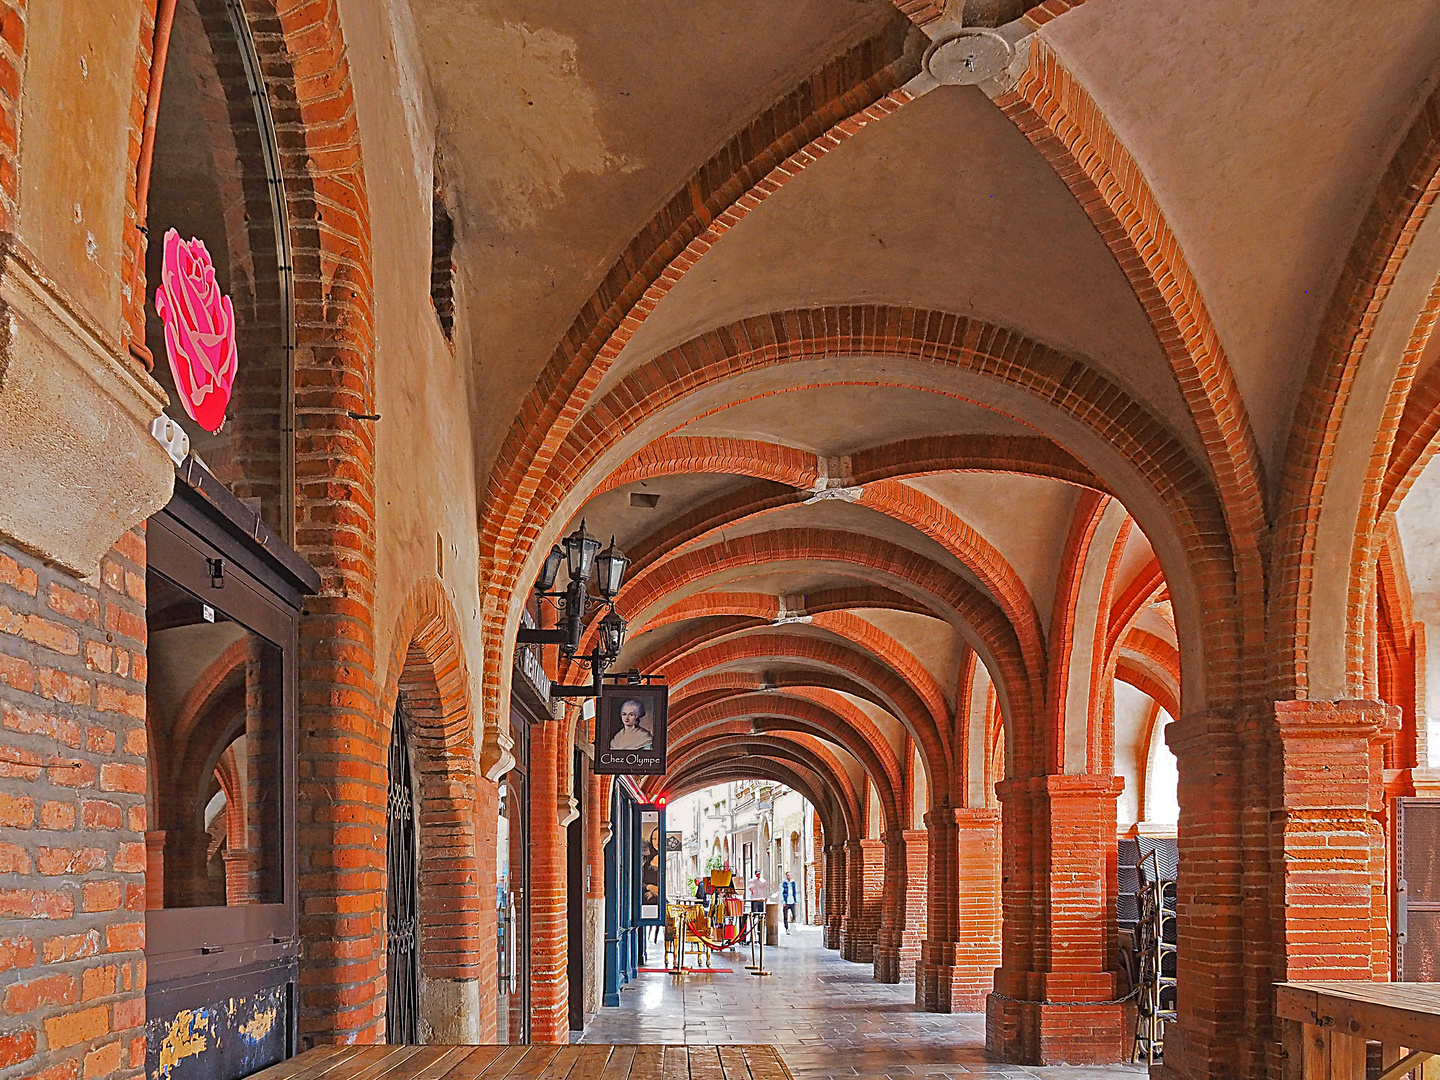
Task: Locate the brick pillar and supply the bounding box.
[873,830,907,982]
[840,839,880,962]
[988,775,1125,1064]
[917,808,958,1011]
[899,828,927,981]
[528,719,568,1042]
[917,807,1000,1011]
[1271,700,1397,987]
[823,843,845,949]
[953,808,1001,1009]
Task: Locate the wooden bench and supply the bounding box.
[248,1044,795,1080]
[1277,982,1440,1079]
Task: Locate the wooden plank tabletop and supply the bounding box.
[249,1045,795,1080]
[1276,981,1440,1051]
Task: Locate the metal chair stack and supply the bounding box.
[1133,839,1178,1064]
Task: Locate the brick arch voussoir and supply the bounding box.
[627,609,949,740]
[580,468,1045,700]
[662,633,950,792]
[662,762,848,844]
[1272,81,1440,698]
[507,308,1235,731]
[207,0,382,1046]
[610,528,1032,733]
[665,728,870,820]
[994,39,1266,698]
[378,579,481,984]
[667,739,863,840]
[665,693,904,826]
[1115,658,1181,727]
[1383,358,1440,516]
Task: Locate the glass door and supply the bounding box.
[497,708,531,1042]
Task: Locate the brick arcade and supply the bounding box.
[1,2,1440,1079]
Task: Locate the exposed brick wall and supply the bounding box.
[0,534,149,1080]
[840,840,882,964]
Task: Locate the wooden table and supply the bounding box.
[1277,981,1440,1079]
[249,1044,795,1080]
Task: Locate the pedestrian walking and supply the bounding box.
[781,872,798,932]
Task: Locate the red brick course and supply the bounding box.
[0,535,148,1080]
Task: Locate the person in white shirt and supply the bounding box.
[745,870,768,940]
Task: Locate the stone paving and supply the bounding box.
[580,925,1147,1079]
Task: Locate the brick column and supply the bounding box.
[1271,700,1397,986]
[987,775,1125,1064]
[527,719,568,1042]
[823,843,845,949]
[873,830,907,982]
[899,828,928,981]
[917,807,999,1011]
[917,808,958,1011]
[841,839,881,963]
[953,808,1001,1009]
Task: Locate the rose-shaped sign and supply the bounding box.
[155,229,238,434]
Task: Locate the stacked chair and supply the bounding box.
[1121,837,1178,1064]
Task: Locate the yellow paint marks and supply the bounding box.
[157,1009,212,1079]
[238,1005,277,1043]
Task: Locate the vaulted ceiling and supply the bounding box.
[401,0,1440,820]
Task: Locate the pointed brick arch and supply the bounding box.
[378,580,483,1038]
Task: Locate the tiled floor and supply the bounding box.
[580,925,1147,1079]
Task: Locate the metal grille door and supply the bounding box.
[1397,797,1440,981]
[386,706,420,1043]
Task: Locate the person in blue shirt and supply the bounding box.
[781,872,798,932]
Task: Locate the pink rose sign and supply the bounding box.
[155,229,238,434]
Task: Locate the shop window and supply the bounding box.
[145,569,282,909]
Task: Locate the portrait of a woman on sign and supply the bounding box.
[595,684,668,775]
[611,698,653,751]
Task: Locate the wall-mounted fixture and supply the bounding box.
[519,520,631,697]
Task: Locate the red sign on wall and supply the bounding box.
[155,229,238,434]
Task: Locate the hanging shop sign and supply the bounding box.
[595,683,668,775]
[156,229,239,433]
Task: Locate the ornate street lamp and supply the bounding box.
[595,537,630,601]
[597,607,628,661]
[518,520,632,696]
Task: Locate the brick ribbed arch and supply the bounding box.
[600,431,1104,514]
[665,693,905,826]
[581,473,1044,697]
[665,731,872,831]
[623,608,950,748]
[608,529,1030,756]
[668,742,862,841]
[662,762,847,844]
[189,0,381,1043]
[377,580,482,990]
[1272,82,1440,697]
[664,633,949,777]
[994,38,1267,658]
[489,306,1237,751]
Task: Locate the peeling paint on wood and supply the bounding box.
[146,985,289,1080]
